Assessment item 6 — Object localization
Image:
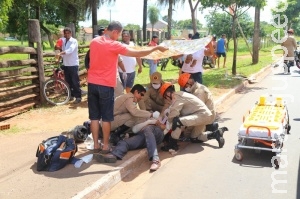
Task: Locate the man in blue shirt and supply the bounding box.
[216,34,227,69]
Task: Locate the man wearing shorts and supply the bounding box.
[216,34,227,68]
[88,21,168,160]
[119,30,142,93]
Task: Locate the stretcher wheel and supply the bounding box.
[274,159,280,169]
[235,150,243,161]
[287,125,291,134]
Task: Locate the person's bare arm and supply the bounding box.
[136,57,142,73]
[118,57,126,72]
[124,46,168,57]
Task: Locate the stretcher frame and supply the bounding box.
[234,97,290,168]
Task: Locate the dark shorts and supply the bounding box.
[88,83,114,122]
[119,71,135,88]
[216,52,226,57]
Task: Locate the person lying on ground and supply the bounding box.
[95,120,165,172]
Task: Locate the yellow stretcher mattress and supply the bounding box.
[238,101,287,139]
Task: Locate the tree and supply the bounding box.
[187,0,201,34]
[124,24,141,31]
[177,19,202,30]
[97,19,110,28]
[0,0,13,31]
[201,0,266,76]
[84,0,116,38]
[148,6,160,35]
[143,0,148,42]
[271,0,300,30]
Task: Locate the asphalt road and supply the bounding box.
[101,65,300,199]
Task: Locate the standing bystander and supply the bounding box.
[281,29,297,74]
[216,34,227,68]
[148,35,159,76]
[58,27,82,104]
[119,30,143,93]
[88,21,168,160]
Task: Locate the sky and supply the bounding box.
[79,0,275,28]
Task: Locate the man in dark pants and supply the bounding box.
[95,124,164,172]
[58,27,82,104]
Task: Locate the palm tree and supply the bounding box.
[157,0,184,39]
[148,6,160,36]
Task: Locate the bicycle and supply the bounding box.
[43,64,71,105]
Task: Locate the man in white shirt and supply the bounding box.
[59,27,81,104]
[181,48,205,84]
[119,30,143,93]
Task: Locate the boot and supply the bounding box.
[206,122,219,132]
[161,136,179,151]
[109,125,130,146]
[207,127,228,148]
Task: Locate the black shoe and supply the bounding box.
[73,98,81,104]
[190,138,203,143]
[214,127,228,148]
[94,153,117,163]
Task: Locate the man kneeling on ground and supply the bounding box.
[159,82,228,151]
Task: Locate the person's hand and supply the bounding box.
[122,72,127,80]
[138,67,142,74]
[152,111,160,119]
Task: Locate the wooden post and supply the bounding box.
[67,23,76,38]
[28,19,45,104]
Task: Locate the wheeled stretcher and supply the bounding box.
[234,95,291,168]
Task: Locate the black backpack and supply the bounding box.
[84,50,90,70]
[35,135,77,172]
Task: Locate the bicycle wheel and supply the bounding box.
[142,59,149,67]
[43,78,71,105]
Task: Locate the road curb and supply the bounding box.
[74,63,274,199]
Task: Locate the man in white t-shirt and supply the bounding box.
[181,48,205,84]
[119,30,143,93]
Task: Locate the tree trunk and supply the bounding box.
[167,0,173,39]
[252,6,260,64]
[40,24,54,49]
[143,0,148,42]
[92,0,98,38]
[188,0,197,34]
[232,15,237,76]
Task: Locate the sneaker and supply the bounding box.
[150,160,161,171]
[69,97,75,101]
[287,72,291,75]
[73,98,81,104]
